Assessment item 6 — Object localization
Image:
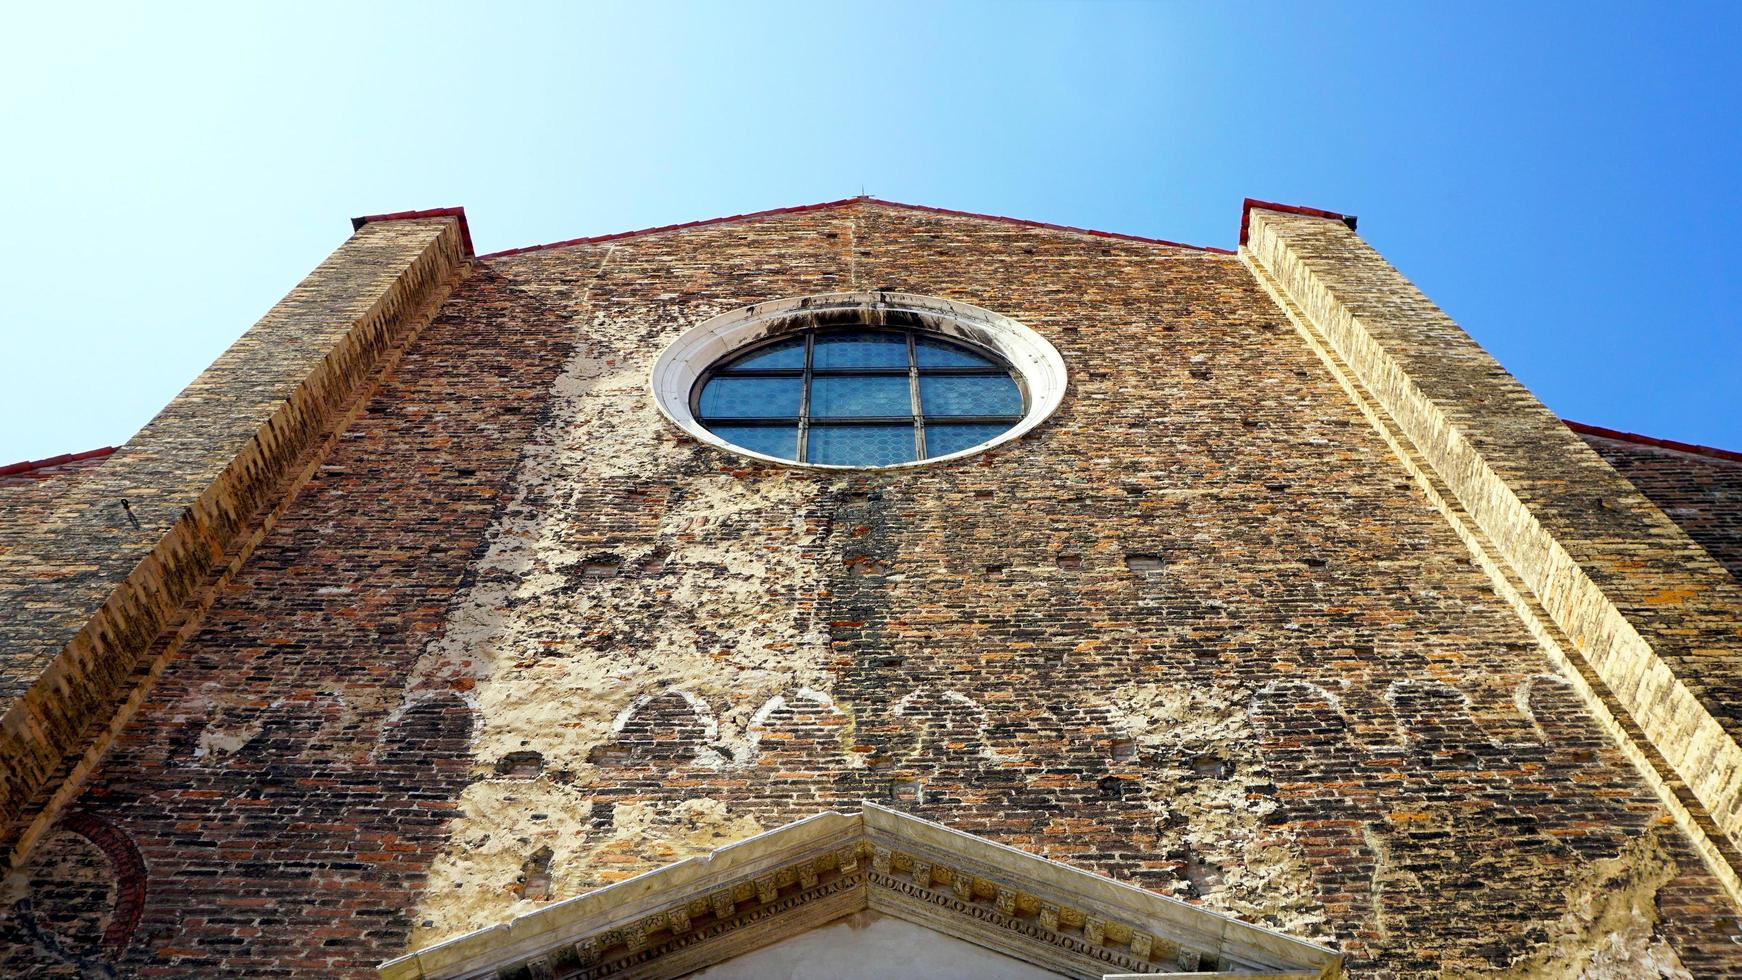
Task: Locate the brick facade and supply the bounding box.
[1579,426,1742,584]
[2,199,1739,977]
[0,217,467,871]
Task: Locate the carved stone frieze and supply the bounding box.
[873,870,1162,975]
[572,873,865,980]
[380,805,1340,980]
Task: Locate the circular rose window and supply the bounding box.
[651,292,1067,470]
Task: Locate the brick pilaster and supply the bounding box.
[0,216,469,864]
[1243,205,1742,896]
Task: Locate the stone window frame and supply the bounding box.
[650,291,1068,471]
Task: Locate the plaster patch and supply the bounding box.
[408,782,763,949]
[404,317,829,943]
[1477,828,1690,980]
[1099,682,1321,936]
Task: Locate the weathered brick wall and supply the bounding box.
[0,451,115,553]
[0,218,466,868]
[1581,429,1742,583]
[5,201,1740,977]
[0,259,577,976]
[1243,208,1742,909]
[0,811,147,975]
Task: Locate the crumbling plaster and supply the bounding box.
[403,295,837,944]
[8,204,1729,976]
[356,207,1730,980]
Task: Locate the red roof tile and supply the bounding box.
[477,196,1236,259]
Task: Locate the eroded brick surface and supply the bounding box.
[0,449,112,487]
[3,202,1739,978]
[0,827,115,975]
[0,453,113,553]
[398,205,1737,976]
[1246,210,1742,888]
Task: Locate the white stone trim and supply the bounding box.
[648,292,1068,470]
[379,804,1342,980]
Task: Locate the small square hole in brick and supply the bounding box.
[1125,554,1165,574]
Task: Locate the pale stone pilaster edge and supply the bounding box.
[1242,209,1742,904]
[0,217,469,867]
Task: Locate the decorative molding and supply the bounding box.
[1,216,469,869]
[647,291,1069,471]
[381,805,1340,980]
[58,811,146,951]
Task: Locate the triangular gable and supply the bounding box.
[688,910,1069,978]
[475,197,1232,260]
[381,804,1341,980]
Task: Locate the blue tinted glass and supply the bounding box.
[812,331,909,369]
[924,423,1014,458]
[808,425,918,466]
[708,425,799,460]
[915,337,998,368]
[919,375,1022,417]
[697,376,802,418]
[726,337,805,370]
[810,375,912,417]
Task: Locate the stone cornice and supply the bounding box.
[381,805,1341,980]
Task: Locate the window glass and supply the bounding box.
[726,336,805,370]
[694,328,1026,465]
[915,337,998,369]
[808,425,917,466]
[812,331,909,369]
[707,425,799,459]
[697,377,803,418]
[919,375,1023,417]
[925,423,1013,457]
[810,376,911,418]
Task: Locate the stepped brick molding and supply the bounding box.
[1243,205,1742,898]
[0,216,470,865]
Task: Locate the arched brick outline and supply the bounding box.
[57,811,146,951]
[590,688,725,767]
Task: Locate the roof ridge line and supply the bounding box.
[0,446,117,478]
[1566,419,1742,463]
[477,196,1235,259]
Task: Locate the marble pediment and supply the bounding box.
[380,803,1341,980]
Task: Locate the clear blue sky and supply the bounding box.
[2,2,1737,462]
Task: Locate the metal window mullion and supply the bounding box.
[907,329,927,460]
[696,417,801,426]
[697,325,1022,466]
[919,415,1025,426]
[808,416,914,425]
[797,332,815,463]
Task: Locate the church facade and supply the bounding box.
[2,198,1740,977]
